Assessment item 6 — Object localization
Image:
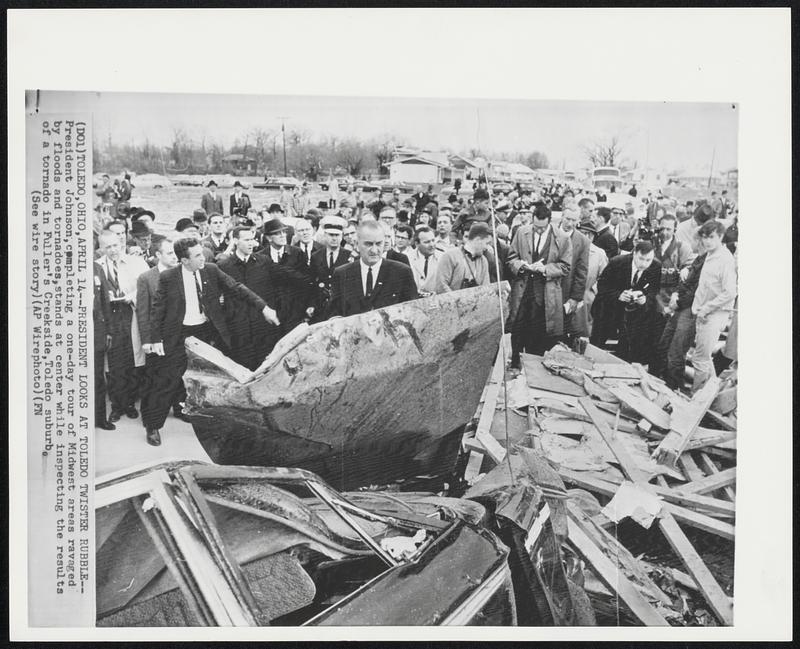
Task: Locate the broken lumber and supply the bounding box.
[679,467,737,495]
[696,452,736,501]
[578,397,734,626]
[566,508,670,625]
[652,377,721,466]
[606,384,672,431]
[711,386,737,415]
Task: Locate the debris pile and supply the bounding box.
[461,336,736,626]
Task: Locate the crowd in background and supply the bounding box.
[91,172,738,447]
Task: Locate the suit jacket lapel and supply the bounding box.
[369,263,389,303]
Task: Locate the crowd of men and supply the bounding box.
[92,173,738,448]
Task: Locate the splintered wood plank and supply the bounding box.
[521,353,587,397]
[579,396,734,626]
[658,514,734,625]
[581,343,627,365]
[703,408,737,431]
[652,377,721,466]
[606,384,672,431]
[711,386,737,415]
[678,454,705,482]
[566,509,670,626]
[684,429,737,452]
[463,450,485,485]
[696,452,736,502]
[679,467,737,495]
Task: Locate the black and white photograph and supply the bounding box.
[9,8,791,642]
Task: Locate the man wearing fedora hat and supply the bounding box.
[262,217,313,332]
[229,180,252,218]
[572,217,608,337]
[309,216,351,321]
[128,219,158,267]
[201,180,224,216]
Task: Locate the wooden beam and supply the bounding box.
[679,467,737,495]
[684,429,737,452]
[566,509,670,626]
[703,408,737,431]
[578,396,734,626]
[696,452,736,501]
[652,377,721,466]
[471,340,508,465]
[606,384,672,431]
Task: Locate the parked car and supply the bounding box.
[253,176,302,190]
[95,453,589,627]
[490,181,514,194]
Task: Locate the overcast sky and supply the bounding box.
[40,91,738,173]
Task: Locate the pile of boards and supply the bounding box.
[461,336,737,626]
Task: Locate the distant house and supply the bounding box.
[221,154,257,175]
[443,154,479,184]
[723,168,738,188]
[386,154,449,185]
[487,161,537,184]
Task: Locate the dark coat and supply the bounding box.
[149,263,267,354]
[591,253,662,350]
[310,246,352,319]
[294,240,323,267]
[593,226,619,259]
[328,260,419,318]
[263,244,314,331]
[201,192,224,216]
[385,249,411,266]
[229,192,252,217]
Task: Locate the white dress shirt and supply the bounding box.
[359,259,382,296]
[181,266,208,326]
[407,248,440,293]
[269,246,285,264]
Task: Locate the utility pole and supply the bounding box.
[707,146,716,189]
[278,116,289,176]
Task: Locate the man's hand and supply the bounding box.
[564,298,578,314]
[531,260,545,274]
[262,306,281,326]
[152,342,165,356]
[679,267,690,282]
[633,294,646,306]
[619,290,632,303]
[121,292,134,305]
[142,343,153,354]
[669,293,679,311]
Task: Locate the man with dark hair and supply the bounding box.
[310,216,352,321]
[689,220,737,392]
[143,238,280,445]
[649,213,694,377]
[380,221,411,266]
[328,220,418,317]
[201,180,224,216]
[591,240,662,363]
[93,260,114,430]
[434,222,493,293]
[434,213,455,252]
[591,206,620,259]
[675,202,715,258]
[202,213,229,260]
[507,202,572,365]
[407,226,441,296]
[136,235,191,433]
[217,226,308,368]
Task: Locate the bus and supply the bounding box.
[591,167,623,191]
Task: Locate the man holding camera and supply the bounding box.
[591,240,661,364]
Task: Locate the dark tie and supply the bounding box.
[423,256,429,279]
[194,272,205,314]
[329,252,334,269]
[366,266,374,297]
[108,260,120,295]
[632,270,640,288]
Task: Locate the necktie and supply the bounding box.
[423,256,429,279]
[329,252,334,269]
[108,260,120,294]
[534,233,541,255]
[366,266,374,297]
[632,270,640,287]
[194,272,205,314]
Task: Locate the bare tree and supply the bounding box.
[337,139,366,176]
[584,135,624,168]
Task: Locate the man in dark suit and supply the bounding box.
[93,261,114,430]
[292,218,322,266]
[200,180,224,216]
[592,206,620,259]
[261,217,313,333]
[136,235,190,436]
[590,240,662,364]
[328,220,419,318]
[309,216,352,321]
[202,212,230,260]
[558,208,590,341]
[218,226,309,369]
[229,180,252,218]
[143,238,280,446]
